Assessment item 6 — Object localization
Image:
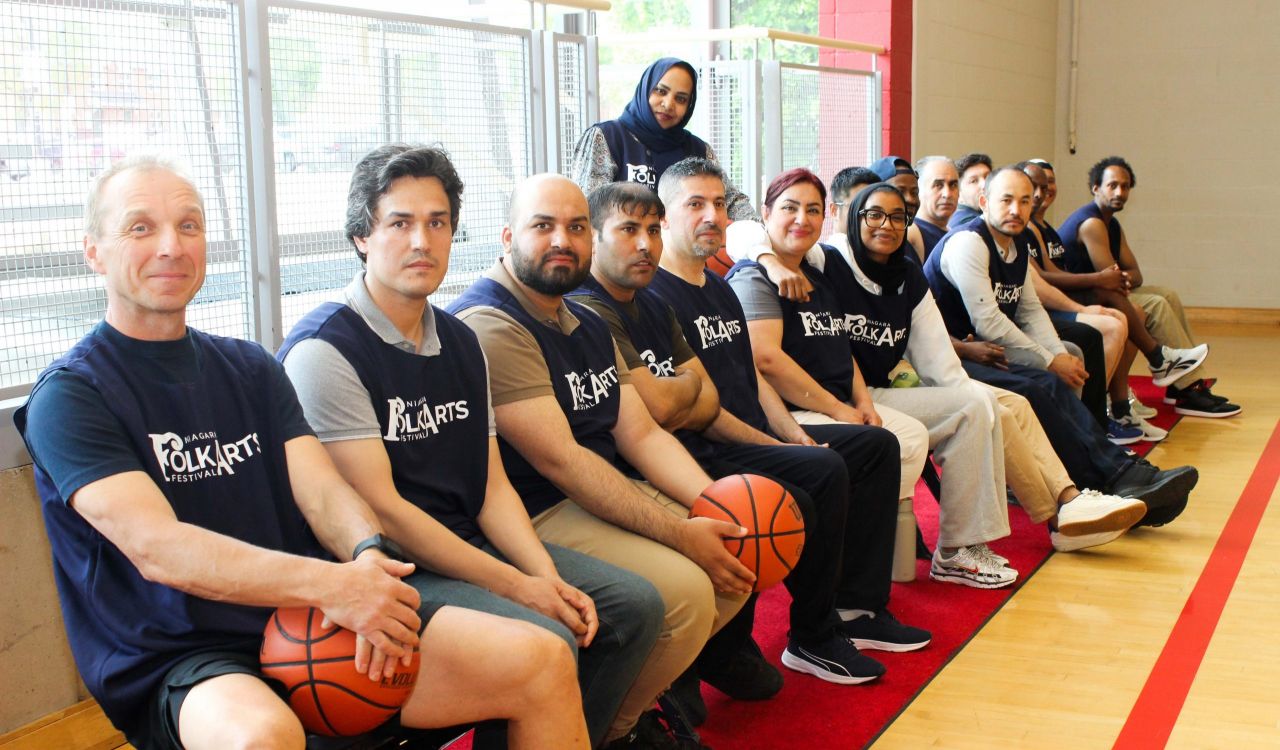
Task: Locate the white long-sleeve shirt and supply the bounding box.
[936,230,1066,367]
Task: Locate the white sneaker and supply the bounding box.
[1056,489,1147,537]
[1051,528,1126,552]
[929,546,1018,589]
[1116,413,1167,442]
[1129,388,1158,418]
[970,542,1010,568]
[1149,344,1208,387]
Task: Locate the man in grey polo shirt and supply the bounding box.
[279,144,663,749]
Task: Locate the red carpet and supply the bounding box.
[695,376,1185,750]
[449,378,1186,750]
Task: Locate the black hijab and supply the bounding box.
[846,182,913,295]
[615,58,703,174]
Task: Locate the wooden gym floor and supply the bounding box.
[4,322,1277,750]
[874,322,1280,749]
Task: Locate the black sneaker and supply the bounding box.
[1111,464,1199,527]
[1173,381,1241,418]
[780,636,885,685]
[655,696,710,749]
[1163,380,1228,405]
[662,667,707,727]
[839,609,932,652]
[605,708,712,750]
[603,710,679,750]
[700,639,783,701]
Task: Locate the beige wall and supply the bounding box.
[911,0,1059,167]
[0,465,86,733]
[1051,0,1280,308]
[912,0,1280,309]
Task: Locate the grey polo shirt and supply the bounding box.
[282,271,496,441]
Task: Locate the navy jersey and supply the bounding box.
[569,278,715,459]
[279,303,491,546]
[948,204,981,229]
[449,279,623,517]
[596,120,709,191]
[1030,218,1067,270]
[15,323,318,737]
[726,260,853,407]
[1058,201,1121,273]
[648,267,770,434]
[924,217,1029,339]
[915,218,948,260]
[821,245,929,388]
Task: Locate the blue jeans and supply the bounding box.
[406,542,662,748]
[962,361,1132,490]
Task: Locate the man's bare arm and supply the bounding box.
[71,463,421,659]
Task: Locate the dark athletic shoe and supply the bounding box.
[663,666,707,727]
[1173,381,1241,418]
[781,636,885,685]
[1164,380,1228,405]
[605,708,712,750]
[700,639,783,701]
[1110,464,1199,527]
[840,609,932,652]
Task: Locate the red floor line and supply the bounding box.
[1112,419,1280,749]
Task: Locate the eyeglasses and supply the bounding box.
[858,209,912,229]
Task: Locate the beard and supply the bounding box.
[510,240,591,296]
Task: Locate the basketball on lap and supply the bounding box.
[706,246,735,277]
[690,474,805,592]
[261,607,420,736]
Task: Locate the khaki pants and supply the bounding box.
[980,383,1074,524]
[1131,284,1212,389]
[533,482,747,740]
[793,385,1011,549]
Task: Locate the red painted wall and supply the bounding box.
[818,0,912,159]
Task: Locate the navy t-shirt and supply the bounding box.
[279,303,491,546]
[15,322,317,738]
[648,267,771,434]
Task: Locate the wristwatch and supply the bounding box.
[351,533,405,562]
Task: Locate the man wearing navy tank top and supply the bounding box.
[279,145,663,749]
[15,156,591,750]
[574,180,926,713]
[1058,156,1239,418]
[923,166,1200,529]
[449,173,752,750]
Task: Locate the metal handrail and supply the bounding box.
[599,26,884,55]
[533,0,611,10]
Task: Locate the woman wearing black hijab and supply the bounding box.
[569,57,756,221]
[829,183,1147,557]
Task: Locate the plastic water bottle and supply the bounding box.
[892,498,917,582]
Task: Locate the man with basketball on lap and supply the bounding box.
[279,144,663,749]
[448,173,754,749]
[16,155,591,750]
[570,180,927,719]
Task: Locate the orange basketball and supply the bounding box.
[260,607,420,736]
[706,246,735,277]
[690,474,805,592]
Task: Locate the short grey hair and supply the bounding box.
[84,154,202,238]
[914,155,954,173]
[657,157,725,207]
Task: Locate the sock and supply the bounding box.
[1112,399,1131,419]
[1146,346,1165,368]
[837,608,874,622]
